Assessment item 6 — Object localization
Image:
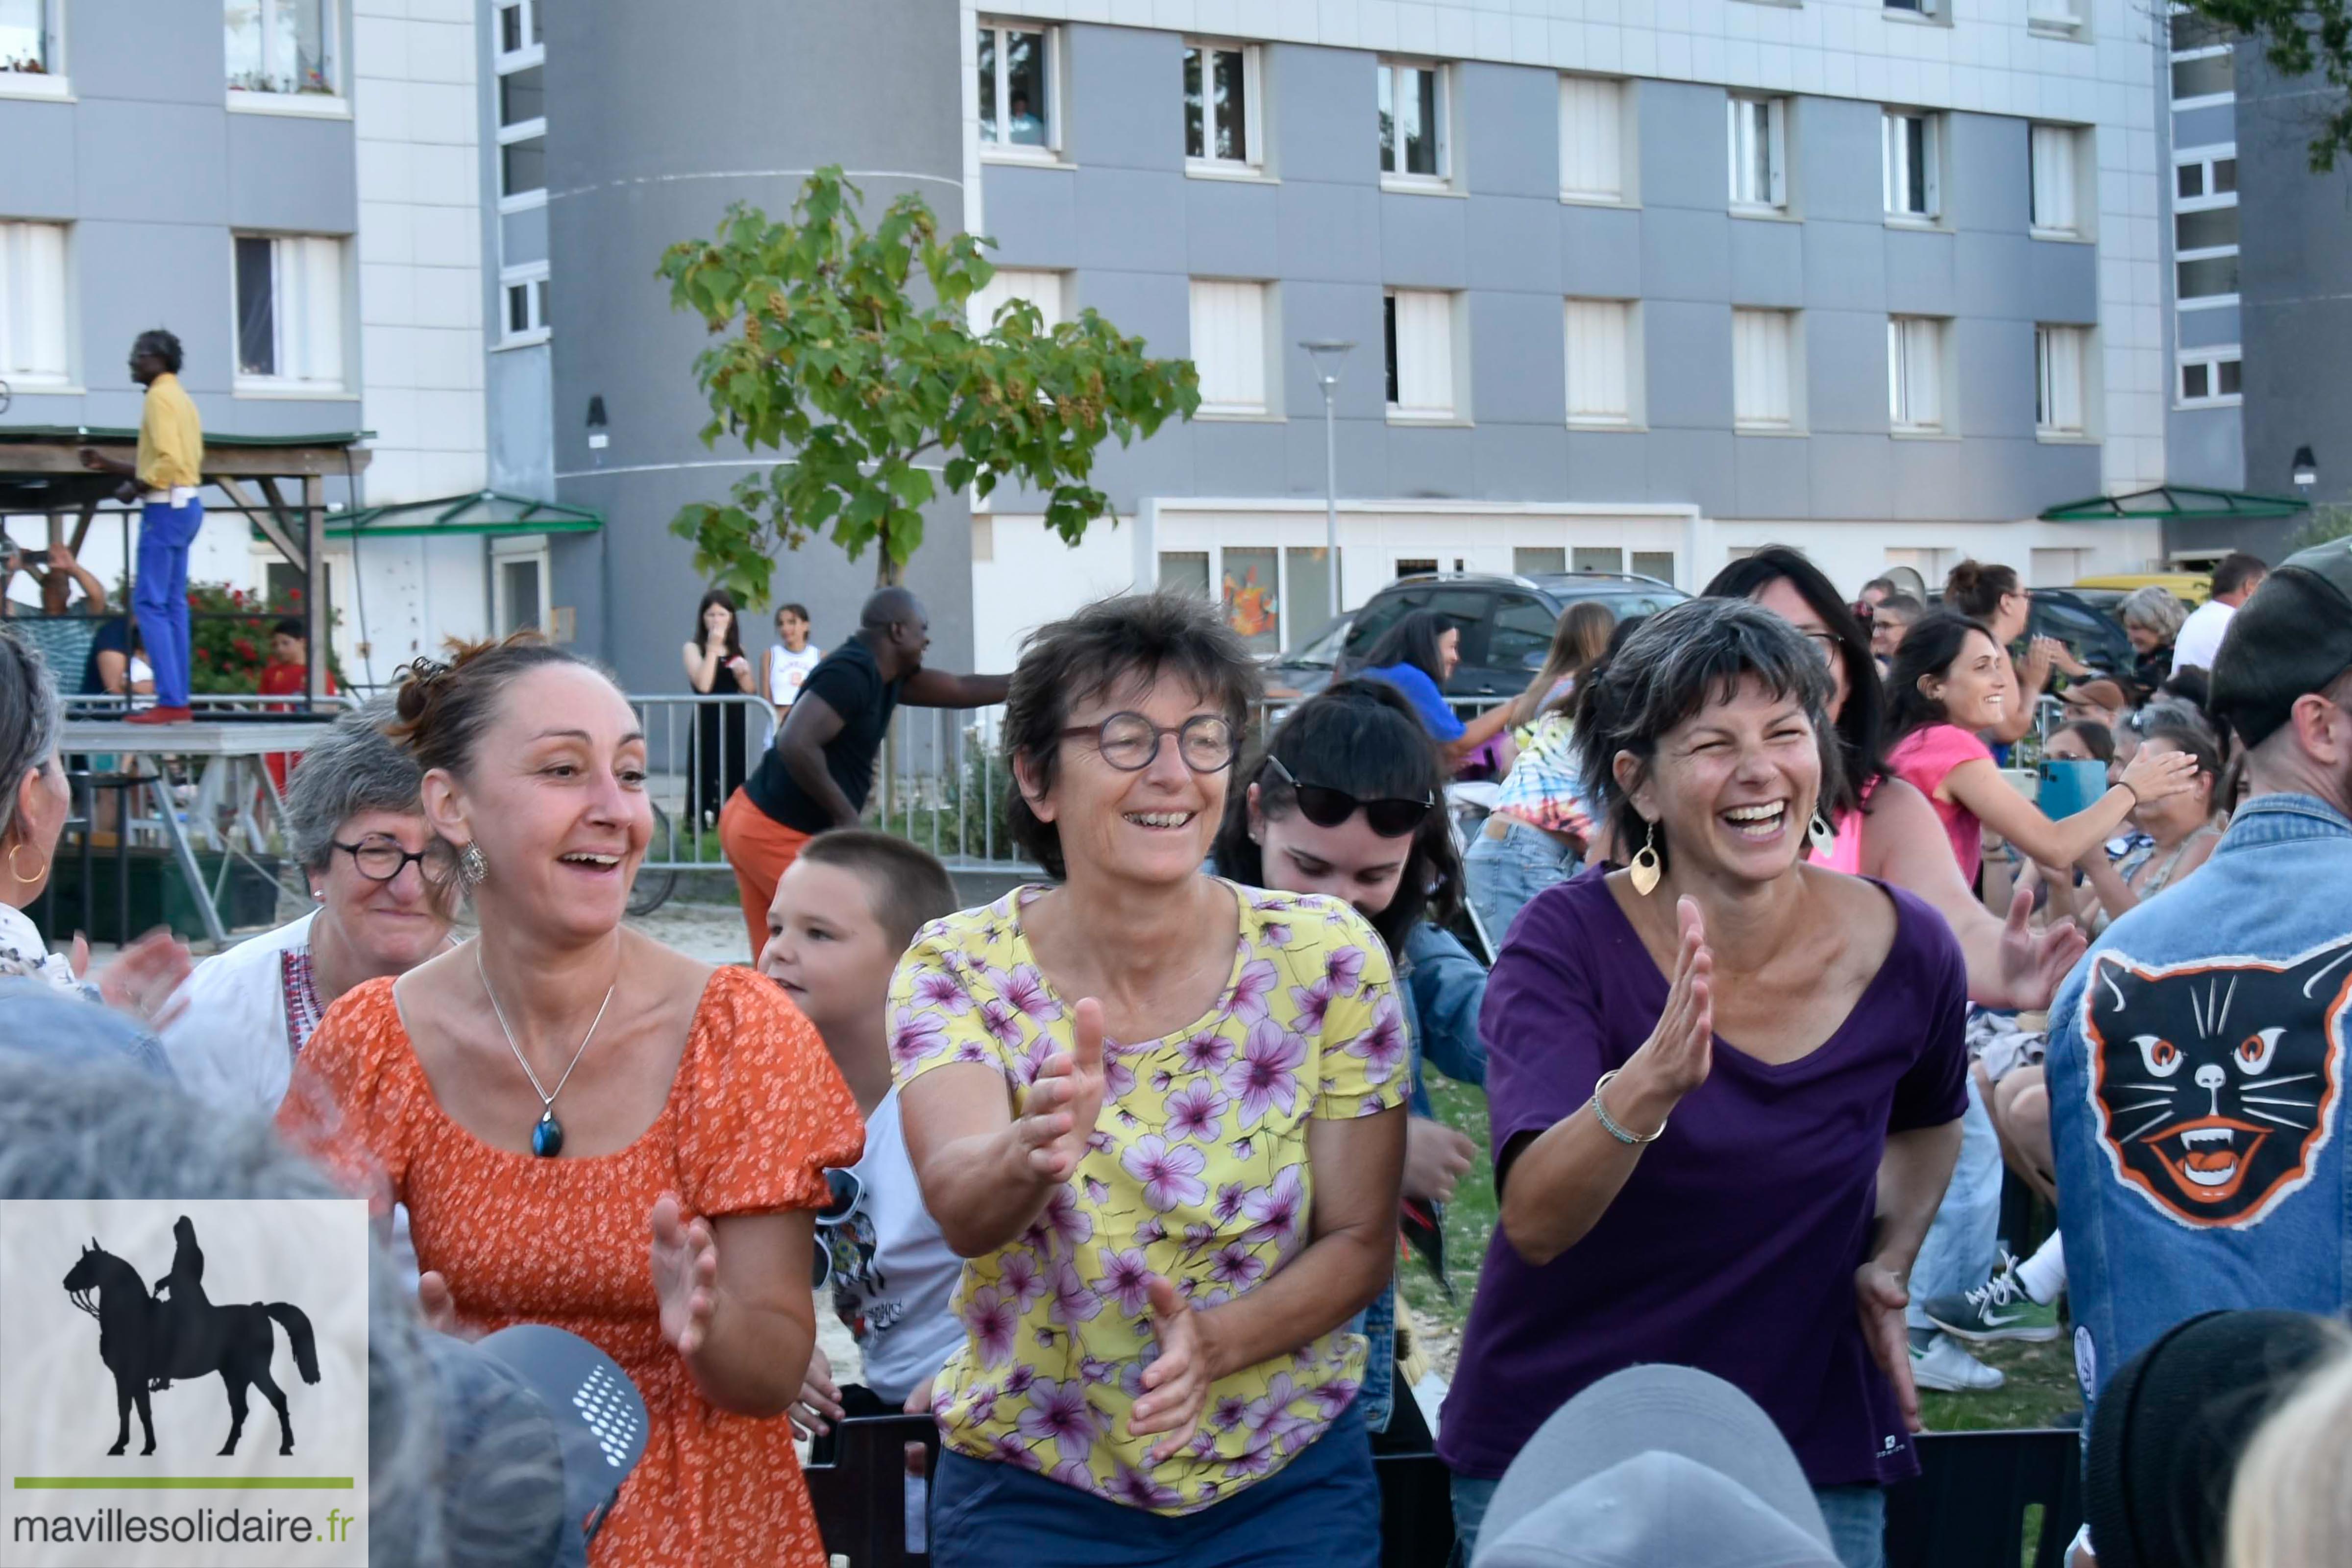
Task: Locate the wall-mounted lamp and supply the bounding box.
[587,395,609,450]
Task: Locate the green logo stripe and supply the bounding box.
[13,1478,355,1490]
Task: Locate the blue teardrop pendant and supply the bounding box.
[531,1110,564,1158]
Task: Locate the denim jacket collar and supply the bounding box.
[2217,791,2352,847]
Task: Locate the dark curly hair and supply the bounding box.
[389,633,610,780]
[1004,593,1262,880]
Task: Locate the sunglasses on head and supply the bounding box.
[810,1167,863,1291]
[1261,754,1434,838]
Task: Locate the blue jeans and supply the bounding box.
[1906,1069,2003,1332]
[133,496,203,707]
[1463,818,1579,948]
[929,1405,1379,1568]
[1451,1473,1882,1568]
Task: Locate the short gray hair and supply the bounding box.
[2119,585,2189,643]
[0,1051,560,1566]
[286,698,427,872]
[0,629,62,845]
[1572,598,1842,877]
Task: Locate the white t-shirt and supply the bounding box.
[767,643,824,708]
[819,1087,964,1405]
[2171,597,2234,674]
[159,912,321,1114]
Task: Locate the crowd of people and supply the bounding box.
[0,529,2348,1568]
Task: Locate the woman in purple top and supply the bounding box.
[1439,600,1970,1568]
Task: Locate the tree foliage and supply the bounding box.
[2184,0,2352,170]
[659,168,1200,596]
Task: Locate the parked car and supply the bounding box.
[2070,570,2212,605]
[2025,588,2140,682]
[1262,572,1689,702]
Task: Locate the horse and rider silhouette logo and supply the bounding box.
[59,1215,320,1459]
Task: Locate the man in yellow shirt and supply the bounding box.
[80,330,203,724]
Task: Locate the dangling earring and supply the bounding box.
[310,885,325,903]
[1628,820,1662,897]
[6,841,46,885]
[458,843,489,887]
[1808,809,1838,861]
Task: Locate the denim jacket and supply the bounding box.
[2048,792,2352,1414]
[1358,922,1492,1432]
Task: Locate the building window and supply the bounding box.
[224,0,338,97]
[1886,316,1944,432]
[978,20,1057,156]
[1513,547,1566,576]
[1883,110,1940,220]
[1733,309,1797,431]
[1727,97,1787,212]
[2176,152,2237,199]
[1158,551,1212,600]
[967,268,1063,333]
[1189,280,1270,416]
[2178,349,2242,405]
[1184,41,1259,171]
[2170,49,2234,104]
[495,0,543,60]
[2035,325,2088,436]
[1885,0,1937,14]
[2028,0,2086,33]
[1558,75,1627,203]
[501,263,549,346]
[500,135,546,202]
[2030,125,2083,235]
[234,234,346,390]
[0,220,69,385]
[2174,138,2239,306]
[1385,289,1455,419]
[1,0,62,79]
[1563,298,1636,427]
[1631,550,1677,584]
[1378,60,1448,185]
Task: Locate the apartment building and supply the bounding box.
[0,1,492,683]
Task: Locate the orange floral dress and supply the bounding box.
[279,964,863,1567]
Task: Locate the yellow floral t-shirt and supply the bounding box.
[888,881,1407,1514]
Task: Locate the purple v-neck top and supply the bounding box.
[1439,867,1967,1488]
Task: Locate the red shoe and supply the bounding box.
[123,706,194,725]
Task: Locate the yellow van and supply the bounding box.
[2071,571,2211,604]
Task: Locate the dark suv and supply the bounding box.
[1263,572,1689,701]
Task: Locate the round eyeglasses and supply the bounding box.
[333,836,458,885]
[1060,712,1238,773]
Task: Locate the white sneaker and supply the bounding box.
[1910,1332,2006,1393]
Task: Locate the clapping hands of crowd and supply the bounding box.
[73,928,191,1026]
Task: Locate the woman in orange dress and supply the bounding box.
[279,636,861,1566]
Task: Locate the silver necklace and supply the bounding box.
[476,944,617,1158]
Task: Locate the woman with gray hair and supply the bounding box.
[161,701,458,1111]
[1440,599,1970,1568]
[2119,585,2190,694]
[0,628,186,1014]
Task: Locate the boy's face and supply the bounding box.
[760,859,898,1050]
[271,632,304,665]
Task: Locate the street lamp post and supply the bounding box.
[1299,339,1355,624]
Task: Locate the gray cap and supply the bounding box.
[1473,1365,1840,1568]
[2209,534,2352,749]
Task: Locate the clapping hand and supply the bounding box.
[1632,898,1715,1100]
[1990,885,2086,1011]
[650,1192,719,1359]
[88,928,192,1026]
[1012,997,1108,1182]
[1130,1274,1215,1464]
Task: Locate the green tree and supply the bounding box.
[2183,1,2352,170]
[659,168,1200,596]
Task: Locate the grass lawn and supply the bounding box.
[1400,1076,2080,1435]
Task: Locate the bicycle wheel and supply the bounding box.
[627,801,679,918]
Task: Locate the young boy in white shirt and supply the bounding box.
[761,830,965,1435]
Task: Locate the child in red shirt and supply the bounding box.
[260,617,335,793]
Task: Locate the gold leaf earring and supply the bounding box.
[1628,820,1662,897]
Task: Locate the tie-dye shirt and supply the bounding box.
[888,881,1407,1514]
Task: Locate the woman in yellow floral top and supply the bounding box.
[894,594,1407,1568]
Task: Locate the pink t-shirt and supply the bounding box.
[1885,725,1996,885]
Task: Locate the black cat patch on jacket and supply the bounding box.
[2083,936,2352,1228]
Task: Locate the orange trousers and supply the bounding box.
[718,787,813,962]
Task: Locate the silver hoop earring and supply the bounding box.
[458,843,489,887]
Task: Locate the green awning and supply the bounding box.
[2039,485,2308,523]
[321,490,602,539]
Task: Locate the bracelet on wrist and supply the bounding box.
[1592,1068,1667,1145]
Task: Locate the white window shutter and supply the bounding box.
[1560,77,1622,200]
[1726,99,1743,204]
[1883,115,1899,213]
[0,223,70,383]
[1564,299,1630,422]
[2031,126,2077,231]
[1189,280,1267,414]
[1394,291,1454,415]
[1734,310,1791,427]
[969,269,1063,332]
[291,236,344,387]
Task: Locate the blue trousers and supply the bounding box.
[1906,1070,2003,1332]
[929,1405,1380,1568]
[133,496,203,708]
[1463,818,1579,948]
[1450,1472,1884,1568]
